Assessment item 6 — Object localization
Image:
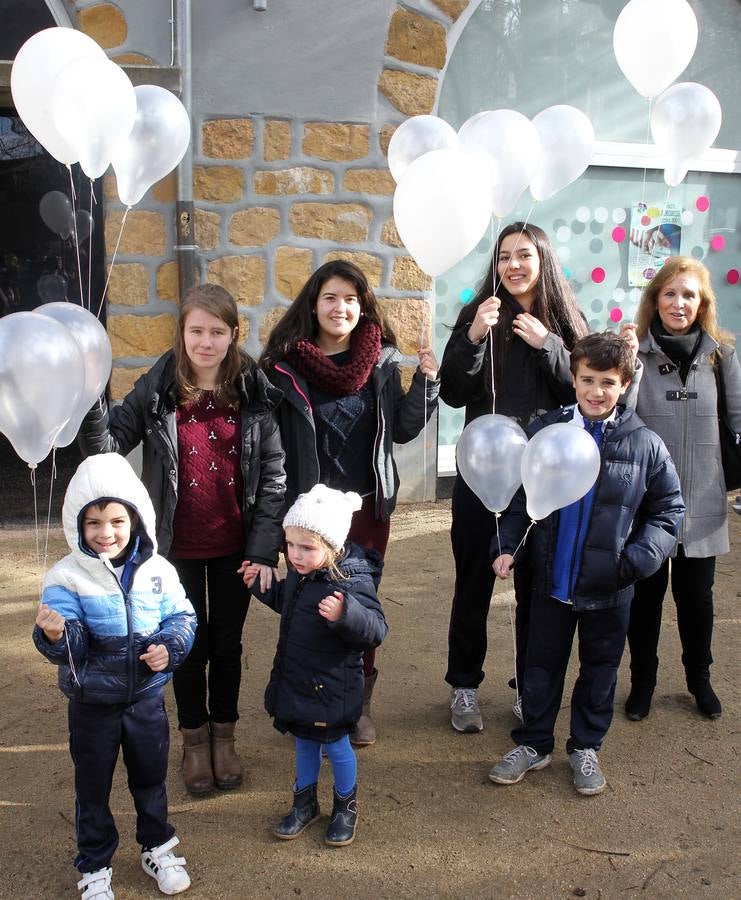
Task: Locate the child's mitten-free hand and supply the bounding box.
[36,604,65,643]
[140,644,169,672]
[318,590,345,622]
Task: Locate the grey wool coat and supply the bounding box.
[629,330,741,557]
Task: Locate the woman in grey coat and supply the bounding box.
[621,257,741,720]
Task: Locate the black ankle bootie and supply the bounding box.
[689,680,722,719]
[625,684,655,721]
[273,782,319,839]
[325,785,357,847]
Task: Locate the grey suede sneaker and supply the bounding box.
[568,748,606,795]
[488,745,551,784]
[449,688,483,733]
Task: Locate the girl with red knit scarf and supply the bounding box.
[259,260,439,746]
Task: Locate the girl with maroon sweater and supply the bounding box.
[79,284,285,796]
[259,260,439,746]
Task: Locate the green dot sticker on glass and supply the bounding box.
[460,288,475,303]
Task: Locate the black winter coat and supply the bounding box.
[494,405,685,611]
[78,351,286,565]
[266,344,439,519]
[252,543,388,742]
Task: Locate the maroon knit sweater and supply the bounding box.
[169,391,244,559]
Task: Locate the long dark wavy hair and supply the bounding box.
[453,221,587,392]
[174,283,252,405]
[259,260,398,369]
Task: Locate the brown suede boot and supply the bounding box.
[350,669,378,747]
[211,721,243,789]
[181,724,215,796]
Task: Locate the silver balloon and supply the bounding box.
[456,414,528,513]
[521,423,601,521]
[37,273,68,303]
[36,302,112,448]
[387,115,460,183]
[0,311,84,466]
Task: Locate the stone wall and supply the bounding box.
[73,0,476,499]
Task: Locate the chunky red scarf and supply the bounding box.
[286,318,381,395]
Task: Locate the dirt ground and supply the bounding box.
[1,500,739,899]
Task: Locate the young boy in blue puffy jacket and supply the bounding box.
[33,453,196,899]
[488,332,684,797]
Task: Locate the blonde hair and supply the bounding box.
[635,257,734,355]
[285,526,347,580]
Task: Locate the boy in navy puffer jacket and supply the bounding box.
[488,332,684,797]
[33,453,196,899]
[241,484,388,848]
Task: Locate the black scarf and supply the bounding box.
[650,313,703,384]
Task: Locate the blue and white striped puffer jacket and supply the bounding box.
[33,453,196,704]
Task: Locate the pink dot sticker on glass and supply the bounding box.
[640,215,652,227]
[612,226,626,243]
[696,196,710,212]
[591,267,606,284]
[609,308,623,323]
[710,234,726,252]
[727,269,740,285]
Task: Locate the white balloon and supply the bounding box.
[51,56,138,179]
[458,109,541,219]
[0,312,84,466]
[529,106,595,202]
[456,414,528,513]
[521,423,601,522]
[36,303,113,449]
[388,115,460,183]
[111,85,192,206]
[10,27,106,164]
[651,82,722,187]
[393,148,493,277]
[613,0,698,99]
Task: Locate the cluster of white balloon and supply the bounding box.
[613,0,720,188]
[11,26,191,207]
[0,303,112,467]
[390,105,596,279]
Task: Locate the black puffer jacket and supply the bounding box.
[78,351,286,565]
[494,405,685,611]
[440,325,577,428]
[252,543,387,742]
[266,343,439,519]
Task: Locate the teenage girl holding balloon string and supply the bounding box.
[439,221,588,734]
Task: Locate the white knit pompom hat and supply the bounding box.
[282,484,363,551]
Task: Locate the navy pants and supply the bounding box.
[446,475,531,688]
[171,552,250,728]
[512,592,630,755]
[69,690,174,873]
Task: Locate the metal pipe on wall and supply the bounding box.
[174,0,197,297]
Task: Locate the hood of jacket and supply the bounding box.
[62,452,158,559]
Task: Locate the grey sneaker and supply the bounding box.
[512,696,523,722]
[488,745,551,784]
[568,748,606,795]
[449,688,483,733]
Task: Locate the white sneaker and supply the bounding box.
[141,836,191,895]
[78,867,114,899]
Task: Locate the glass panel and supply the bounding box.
[442,0,741,147]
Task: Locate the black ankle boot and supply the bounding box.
[625,683,655,721]
[688,680,722,719]
[325,785,357,847]
[273,783,319,840]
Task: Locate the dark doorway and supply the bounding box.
[0,111,106,522]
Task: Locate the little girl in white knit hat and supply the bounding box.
[241,483,388,846]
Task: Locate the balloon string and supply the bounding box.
[639,98,652,210]
[30,465,42,598]
[97,206,129,319]
[87,178,94,314]
[510,519,535,563]
[68,165,85,309]
[42,449,57,578]
[646,185,673,275]
[419,320,430,501]
[507,592,519,708]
